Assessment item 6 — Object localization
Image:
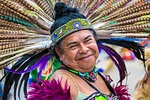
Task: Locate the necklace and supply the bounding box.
[66,66,98,82]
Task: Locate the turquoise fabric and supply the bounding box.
[75,91,88,100]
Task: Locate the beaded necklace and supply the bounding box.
[66,66,98,82]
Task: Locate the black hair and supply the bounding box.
[50,2,86,34]
[50,2,87,59]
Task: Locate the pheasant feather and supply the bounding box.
[0,0,149,99]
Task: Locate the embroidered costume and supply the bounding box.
[0,0,149,100]
[59,67,118,100]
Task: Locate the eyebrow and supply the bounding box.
[66,35,92,47]
[84,35,92,40]
[66,41,78,47]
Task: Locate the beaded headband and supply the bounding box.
[51,18,94,45]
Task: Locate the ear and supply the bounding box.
[55,48,63,61]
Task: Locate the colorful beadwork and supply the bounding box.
[51,18,94,45]
[68,66,98,82]
[86,93,119,100]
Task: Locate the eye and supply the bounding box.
[85,39,92,43]
[69,45,78,49]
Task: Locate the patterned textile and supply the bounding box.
[85,92,118,100]
[51,18,94,45]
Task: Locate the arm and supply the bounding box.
[50,70,78,99]
[26,70,78,100]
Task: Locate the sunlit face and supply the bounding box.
[55,30,99,72]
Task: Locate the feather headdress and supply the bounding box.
[0,0,149,70]
[0,0,149,99]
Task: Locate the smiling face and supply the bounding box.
[55,30,99,73]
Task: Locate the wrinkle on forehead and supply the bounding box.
[63,31,94,46]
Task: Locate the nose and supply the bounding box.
[79,43,88,54]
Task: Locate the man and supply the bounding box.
[50,30,115,99]
[1,1,147,100]
[27,2,127,99]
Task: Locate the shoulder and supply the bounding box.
[50,69,77,89]
[50,69,73,82]
[50,69,78,99]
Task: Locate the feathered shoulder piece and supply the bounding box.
[26,78,71,100]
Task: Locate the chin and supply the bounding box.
[82,64,95,69]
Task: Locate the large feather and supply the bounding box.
[98,44,127,83]
[2,54,33,100]
[0,0,149,70]
[97,39,145,61]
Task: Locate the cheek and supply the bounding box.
[90,44,99,57]
[96,47,99,58]
[63,51,77,62]
[62,55,70,65]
